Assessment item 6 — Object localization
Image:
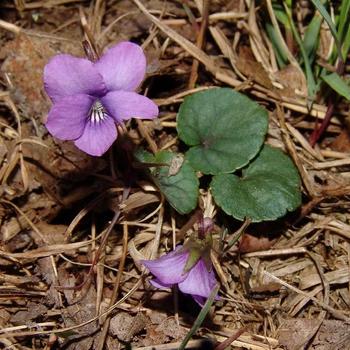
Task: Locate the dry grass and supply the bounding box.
[0,0,350,349]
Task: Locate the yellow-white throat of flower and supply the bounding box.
[89,100,107,123]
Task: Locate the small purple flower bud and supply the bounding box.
[202,217,214,232]
[198,217,214,238]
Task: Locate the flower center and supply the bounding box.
[89,101,107,123]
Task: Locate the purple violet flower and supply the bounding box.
[141,246,218,305]
[44,41,159,156]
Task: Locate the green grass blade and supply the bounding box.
[303,12,323,60]
[283,3,317,99]
[338,0,350,42]
[285,0,292,8]
[265,22,289,67]
[342,23,350,58]
[266,0,300,68]
[310,0,342,58]
[322,72,350,100]
[178,285,220,350]
[273,3,291,29]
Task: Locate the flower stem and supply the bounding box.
[309,58,345,146]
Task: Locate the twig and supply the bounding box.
[0,280,143,338]
[96,223,129,349]
[57,188,130,291]
[188,0,210,89]
[264,271,349,321]
[276,104,317,197]
[136,119,158,154]
[214,327,247,350]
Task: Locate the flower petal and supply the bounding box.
[94,41,146,91]
[192,295,206,306]
[44,54,106,103]
[46,94,93,140]
[150,278,172,289]
[74,115,117,156]
[141,246,189,285]
[101,91,158,122]
[178,259,217,299]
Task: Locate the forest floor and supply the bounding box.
[0,0,350,349]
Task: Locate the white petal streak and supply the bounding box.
[89,101,107,123]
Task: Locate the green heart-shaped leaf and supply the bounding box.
[135,149,199,214]
[177,88,268,174]
[211,145,301,222]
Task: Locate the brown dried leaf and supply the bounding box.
[61,284,98,349]
[142,314,187,346]
[329,130,350,153]
[34,222,67,245]
[122,191,159,213]
[236,46,274,89]
[278,319,350,350]
[168,154,184,176]
[239,233,276,253]
[274,64,307,97]
[154,317,187,341]
[0,309,11,328]
[318,24,333,61]
[10,302,48,324]
[110,312,149,342]
[0,209,35,242]
[278,318,319,349]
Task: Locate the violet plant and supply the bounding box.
[137,88,301,222]
[44,41,158,156]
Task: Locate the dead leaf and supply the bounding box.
[329,130,350,153]
[110,312,149,342]
[278,319,350,350]
[236,46,274,89]
[0,308,11,328]
[239,233,276,253]
[274,64,307,97]
[10,302,48,325]
[60,284,98,349]
[122,191,159,213]
[318,23,333,62]
[167,154,184,176]
[278,318,320,349]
